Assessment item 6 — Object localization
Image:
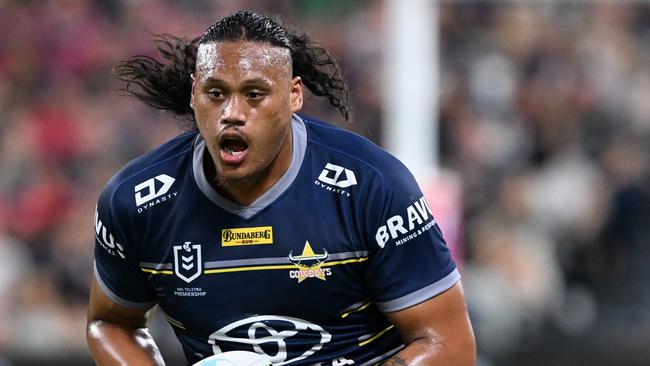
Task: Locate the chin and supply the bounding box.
[214,158,274,192]
[215,171,252,189]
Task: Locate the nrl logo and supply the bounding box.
[288,241,332,283]
[173,242,202,283]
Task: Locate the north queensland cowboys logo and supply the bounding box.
[173,242,202,283]
[288,242,332,283]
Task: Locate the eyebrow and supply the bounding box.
[202,77,273,87]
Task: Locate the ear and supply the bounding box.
[190,73,196,109]
[290,76,303,113]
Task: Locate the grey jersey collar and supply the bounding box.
[192,114,307,219]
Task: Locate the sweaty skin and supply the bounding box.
[191,41,304,206]
[383,283,476,366]
[87,274,164,365]
[87,40,303,366]
[88,39,476,366]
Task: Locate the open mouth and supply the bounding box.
[219,135,249,164]
[222,137,248,156]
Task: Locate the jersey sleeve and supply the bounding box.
[93,184,157,309]
[364,165,460,313]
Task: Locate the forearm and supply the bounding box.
[383,283,476,366]
[87,320,165,366]
[383,336,475,366]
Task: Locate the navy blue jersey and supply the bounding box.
[94,115,459,366]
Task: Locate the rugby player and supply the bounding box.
[87,10,475,366]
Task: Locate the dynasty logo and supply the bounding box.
[221,226,273,246]
[314,163,357,198]
[134,174,177,213]
[288,241,332,283]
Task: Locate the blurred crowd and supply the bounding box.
[0,1,649,365]
[438,2,650,362]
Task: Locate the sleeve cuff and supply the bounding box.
[94,261,157,310]
[376,268,461,312]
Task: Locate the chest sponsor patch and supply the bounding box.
[208,315,331,365]
[222,226,273,246]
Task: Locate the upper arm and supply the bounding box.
[88,272,153,328]
[384,282,476,365]
[87,272,165,366]
[363,164,459,311]
[87,176,164,365]
[91,186,157,324]
[91,184,157,311]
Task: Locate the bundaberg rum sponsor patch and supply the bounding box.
[221,226,273,246]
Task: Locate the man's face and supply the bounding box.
[191,41,302,194]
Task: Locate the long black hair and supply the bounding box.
[114,10,350,128]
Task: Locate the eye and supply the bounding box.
[207,89,224,99]
[246,90,265,100]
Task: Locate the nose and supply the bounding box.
[220,96,246,126]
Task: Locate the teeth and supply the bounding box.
[223,146,243,156]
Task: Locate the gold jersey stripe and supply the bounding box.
[358,325,395,347]
[341,301,373,319]
[203,257,368,274]
[141,268,173,274]
[323,257,368,266]
[162,314,186,330]
[141,257,368,275]
[205,263,298,274]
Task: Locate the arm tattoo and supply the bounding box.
[382,355,409,366]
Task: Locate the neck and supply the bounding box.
[204,130,293,207]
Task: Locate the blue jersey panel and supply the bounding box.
[93,115,458,365]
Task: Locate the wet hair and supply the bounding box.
[114,10,350,128]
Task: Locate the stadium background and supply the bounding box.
[1,1,649,365]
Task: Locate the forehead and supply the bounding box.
[195,41,292,81]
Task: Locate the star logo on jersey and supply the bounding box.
[288,241,332,283]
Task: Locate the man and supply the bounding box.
[87,10,475,366]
